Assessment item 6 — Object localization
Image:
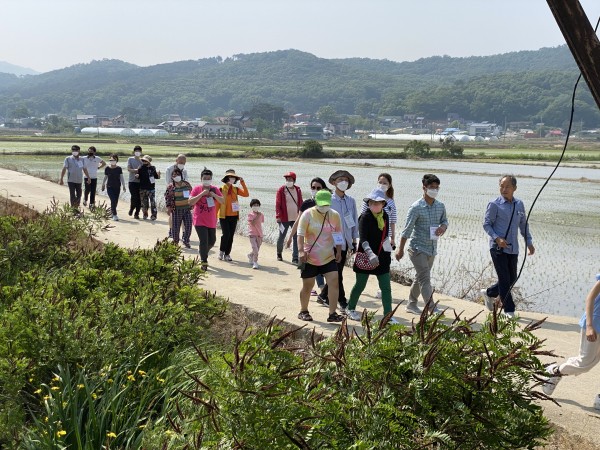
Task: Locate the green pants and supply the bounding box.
[348,272,392,315]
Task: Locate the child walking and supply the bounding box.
[542,273,600,410]
[247,199,264,269]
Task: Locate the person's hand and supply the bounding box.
[86,178,91,185]
[299,251,308,263]
[276,219,281,224]
[586,325,597,342]
[335,251,342,263]
[101,185,105,191]
[59,179,64,186]
[527,244,535,255]
[495,237,509,249]
[285,236,292,249]
[435,225,446,236]
[395,248,404,261]
[122,186,126,192]
[239,177,244,183]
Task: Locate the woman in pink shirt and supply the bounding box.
[247,199,264,269]
[189,168,224,268]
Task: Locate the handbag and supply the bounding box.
[354,223,386,270]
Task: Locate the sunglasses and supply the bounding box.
[311,185,323,190]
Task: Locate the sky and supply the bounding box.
[2,0,600,73]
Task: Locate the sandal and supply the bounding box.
[327,312,345,323]
[298,311,313,321]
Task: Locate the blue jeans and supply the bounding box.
[106,186,121,215]
[277,220,298,260]
[487,249,519,313]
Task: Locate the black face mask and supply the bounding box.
[88,153,94,157]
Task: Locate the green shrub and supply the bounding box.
[404,140,431,157]
[301,140,324,158]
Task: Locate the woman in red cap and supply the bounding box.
[275,171,303,264]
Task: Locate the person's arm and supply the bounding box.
[59,166,67,185]
[275,187,283,223]
[286,220,301,248]
[127,159,138,174]
[212,187,224,204]
[188,186,203,206]
[101,174,107,191]
[297,213,308,262]
[120,173,126,191]
[483,201,501,243]
[585,280,600,341]
[83,167,91,183]
[435,205,448,236]
[237,179,250,197]
[153,167,160,179]
[518,202,535,255]
[98,158,106,169]
[395,205,416,260]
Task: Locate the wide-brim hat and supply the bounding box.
[363,188,387,206]
[221,169,240,183]
[141,155,152,162]
[315,190,332,206]
[329,170,355,188]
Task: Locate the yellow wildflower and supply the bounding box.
[43,395,50,401]
[91,393,97,400]
[106,431,117,438]
[44,417,49,423]
[50,386,60,391]
[77,384,84,389]
[107,378,114,384]
[34,388,42,395]
[127,374,136,382]
[138,370,147,377]
[156,377,165,383]
[52,375,61,382]
[56,430,66,437]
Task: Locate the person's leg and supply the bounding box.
[128,182,137,215]
[256,237,263,262]
[288,221,299,261]
[182,211,193,245]
[276,221,290,257]
[409,249,435,307]
[89,178,97,206]
[337,249,348,309]
[196,225,209,261]
[207,228,217,253]
[219,218,228,253]
[557,328,600,376]
[84,178,90,204]
[149,189,157,219]
[107,187,119,215]
[347,272,369,311]
[249,236,259,262]
[300,277,316,313]
[225,216,238,255]
[67,182,78,207]
[140,190,150,218]
[377,272,393,315]
[490,250,514,312]
[324,270,339,315]
[171,210,182,243]
[74,183,82,208]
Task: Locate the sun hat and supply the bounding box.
[283,171,297,181]
[329,170,355,188]
[141,155,152,162]
[363,188,387,206]
[315,190,332,206]
[221,169,240,183]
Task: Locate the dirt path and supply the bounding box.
[1,167,598,445]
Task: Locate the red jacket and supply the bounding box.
[275,185,303,222]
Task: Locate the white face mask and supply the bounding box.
[72,151,79,157]
[202,179,212,186]
[109,160,117,166]
[426,188,439,199]
[336,181,349,192]
[251,206,260,212]
[177,163,185,170]
[286,181,294,188]
[134,151,141,157]
[316,205,330,214]
[173,176,182,183]
[378,183,389,192]
[310,189,317,198]
[228,177,236,184]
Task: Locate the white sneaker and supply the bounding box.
[405,303,422,315]
[481,288,495,311]
[594,394,600,410]
[542,364,561,396]
[346,310,361,321]
[252,262,259,269]
[388,317,400,325]
[247,253,253,264]
[375,290,382,299]
[218,251,224,260]
[224,254,233,262]
[502,310,515,319]
[112,215,119,221]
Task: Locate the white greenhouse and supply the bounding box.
[80,127,169,137]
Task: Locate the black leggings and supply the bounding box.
[219,216,239,255]
[128,182,141,214]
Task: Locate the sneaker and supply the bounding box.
[387,317,400,325]
[298,311,313,321]
[338,306,347,315]
[83,200,87,207]
[310,290,318,296]
[224,254,233,262]
[128,208,133,216]
[277,253,283,261]
[218,251,224,260]
[112,215,119,221]
[405,303,422,315]
[594,394,600,410]
[183,242,191,249]
[143,215,148,220]
[252,262,259,269]
[502,310,515,318]
[134,214,140,220]
[247,253,253,264]
[542,364,561,396]
[327,312,345,323]
[429,306,442,315]
[481,288,495,311]
[292,258,299,264]
[346,310,361,321]
[200,261,208,270]
[151,216,156,221]
[316,295,329,307]
[89,203,95,209]
[375,289,382,299]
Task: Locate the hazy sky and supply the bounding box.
[3,0,600,73]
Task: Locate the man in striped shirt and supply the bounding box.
[395,174,449,314]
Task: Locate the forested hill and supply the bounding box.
[1,46,598,128]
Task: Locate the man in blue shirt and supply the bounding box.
[318,170,358,312]
[395,174,448,314]
[482,175,535,317]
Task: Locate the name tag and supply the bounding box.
[231,202,240,212]
[382,238,393,252]
[206,197,215,208]
[430,226,439,240]
[183,190,190,199]
[332,232,344,245]
[344,213,355,228]
[149,176,155,184]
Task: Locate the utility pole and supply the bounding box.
[546,0,600,110]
